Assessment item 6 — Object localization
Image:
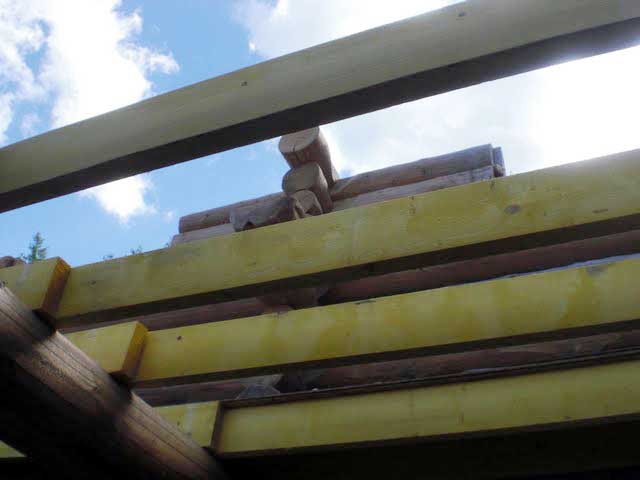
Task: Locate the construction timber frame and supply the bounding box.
[2,1,640,479]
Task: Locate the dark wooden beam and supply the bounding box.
[2,2,640,212]
[0,285,227,480]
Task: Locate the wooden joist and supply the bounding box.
[41,257,640,386]
[65,321,147,382]
[3,1,640,212]
[0,257,69,320]
[0,286,227,479]
[215,358,640,455]
[53,148,640,327]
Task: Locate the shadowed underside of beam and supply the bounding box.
[0,286,227,480]
[2,0,640,212]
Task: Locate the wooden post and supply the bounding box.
[0,285,227,480]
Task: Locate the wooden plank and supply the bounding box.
[0,257,69,320]
[64,321,147,382]
[134,257,640,385]
[216,359,640,455]
[0,444,24,459]
[332,165,494,211]
[0,286,227,479]
[156,402,220,448]
[3,1,640,212]
[178,145,496,233]
[54,149,640,327]
[171,224,236,246]
[173,164,495,246]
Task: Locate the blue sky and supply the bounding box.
[1,0,639,266]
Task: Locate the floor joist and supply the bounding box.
[1,1,640,212]
[35,148,640,327]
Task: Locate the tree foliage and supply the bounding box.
[21,232,47,263]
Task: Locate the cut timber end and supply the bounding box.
[0,257,70,320]
[65,321,148,382]
[279,127,338,186]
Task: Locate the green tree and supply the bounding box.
[21,232,47,263]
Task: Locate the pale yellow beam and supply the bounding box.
[3,360,640,459]
[217,360,640,454]
[57,149,640,327]
[65,321,148,382]
[0,257,69,318]
[136,257,640,385]
[2,1,640,212]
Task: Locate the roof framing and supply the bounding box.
[2,0,640,212]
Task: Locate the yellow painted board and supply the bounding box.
[0,443,24,459]
[218,360,640,454]
[57,149,640,326]
[3,1,640,213]
[136,257,640,384]
[0,257,69,318]
[65,321,148,381]
[156,401,220,448]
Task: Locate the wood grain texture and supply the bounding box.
[279,127,338,186]
[216,359,640,455]
[0,257,70,320]
[0,286,227,479]
[332,165,494,211]
[134,257,640,385]
[54,148,640,327]
[4,1,637,213]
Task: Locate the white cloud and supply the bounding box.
[0,0,178,220]
[234,0,640,175]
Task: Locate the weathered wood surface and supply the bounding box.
[324,230,640,304]
[230,195,304,231]
[53,149,640,327]
[0,286,227,479]
[333,165,494,211]
[171,224,236,246]
[4,1,639,213]
[178,144,495,233]
[62,298,266,333]
[281,329,640,391]
[0,257,70,320]
[282,162,332,212]
[279,127,338,186]
[173,164,494,246]
[133,257,640,386]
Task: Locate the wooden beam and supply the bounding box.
[178,144,497,233]
[279,127,338,186]
[65,321,147,382]
[132,257,640,385]
[54,149,640,327]
[3,1,640,212]
[0,257,69,320]
[224,421,640,480]
[216,359,640,455]
[0,286,227,479]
